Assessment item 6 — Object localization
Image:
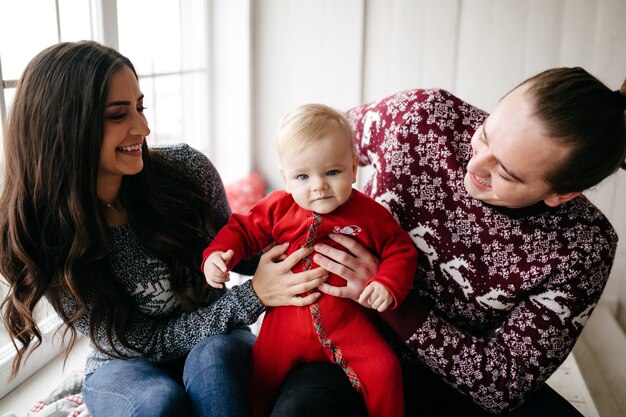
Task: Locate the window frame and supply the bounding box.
[0,52,15,146]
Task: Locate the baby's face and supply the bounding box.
[280,131,358,214]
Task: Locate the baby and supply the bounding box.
[202,103,417,417]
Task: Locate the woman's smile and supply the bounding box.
[116,143,143,153]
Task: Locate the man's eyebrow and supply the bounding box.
[106,94,145,108]
[482,121,525,183]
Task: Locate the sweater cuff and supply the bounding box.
[237,279,266,318]
[379,290,430,341]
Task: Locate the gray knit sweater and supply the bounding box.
[71,144,264,375]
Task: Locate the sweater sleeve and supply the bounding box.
[359,195,418,307]
[63,280,264,363]
[382,261,612,413]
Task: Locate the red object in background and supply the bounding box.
[224,172,267,214]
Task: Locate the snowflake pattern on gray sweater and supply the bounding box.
[70,144,264,375]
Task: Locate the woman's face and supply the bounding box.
[98,65,150,186]
[463,84,579,208]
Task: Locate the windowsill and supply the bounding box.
[0,315,66,399]
[547,352,600,417]
[0,336,89,415]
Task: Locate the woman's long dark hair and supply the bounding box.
[0,41,214,379]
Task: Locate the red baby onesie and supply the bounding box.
[202,189,417,417]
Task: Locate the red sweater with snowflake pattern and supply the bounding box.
[346,89,617,413]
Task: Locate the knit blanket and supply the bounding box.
[1,371,89,417]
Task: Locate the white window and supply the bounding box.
[0,0,218,398]
[116,0,210,152]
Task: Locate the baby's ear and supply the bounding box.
[352,155,359,183]
[280,168,291,193]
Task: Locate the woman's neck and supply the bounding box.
[101,202,129,227]
[97,175,126,226]
[97,172,123,203]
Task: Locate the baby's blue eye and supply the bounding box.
[297,174,308,180]
[326,170,338,176]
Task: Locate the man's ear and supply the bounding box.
[280,168,291,194]
[544,191,581,207]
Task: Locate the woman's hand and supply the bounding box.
[251,242,328,307]
[313,233,380,306]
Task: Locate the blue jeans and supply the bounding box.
[83,328,255,417]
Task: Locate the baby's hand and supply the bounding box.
[358,281,393,312]
[203,250,234,288]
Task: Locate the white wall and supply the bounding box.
[252,0,626,324]
[252,0,364,190]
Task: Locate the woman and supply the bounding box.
[270,68,626,416]
[0,41,327,417]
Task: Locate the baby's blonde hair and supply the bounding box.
[276,103,355,157]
